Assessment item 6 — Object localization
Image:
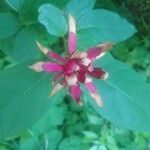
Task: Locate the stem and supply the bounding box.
[63,37,67,52]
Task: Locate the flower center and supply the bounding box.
[64,59,79,75]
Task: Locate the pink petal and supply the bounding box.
[77,67,86,83]
[85,78,103,107]
[68,32,76,54]
[81,57,91,66]
[85,81,96,93]
[88,67,108,79]
[90,92,103,107]
[48,51,66,63]
[65,74,77,86]
[71,52,87,59]
[87,47,104,60]
[68,14,76,55]
[77,71,86,83]
[64,59,79,75]
[36,41,66,63]
[77,65,89,83]
[69,84,82,104]
[42,62,63,72]
[87,42,113,60]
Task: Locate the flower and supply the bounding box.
[30,14,113,107]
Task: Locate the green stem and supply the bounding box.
[63,37,67,52]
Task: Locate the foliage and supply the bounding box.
[0,100,150,149]
[0,0,150,149]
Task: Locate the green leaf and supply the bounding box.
[87,113,103,125]
[85,54,150,131]
[47,130,63,150]
[0,145,8,150]
[0,36,15,57]
[66,0,96,21]
[38,4,68,37]
[0,13,20,39]
[31,107,64,136]
[77,28,103,50]
[78,9,136,46]
[5,0,25,11]
[0,59,5,70]
[20,135,39,150]
[0,65,52,139]
[0,27,43,63]
[20,0,68,23]
[59,136,89,150]
[19,0,50,23]
[82,131,98,139]
[47,104,67,126]
[12,28,42,63]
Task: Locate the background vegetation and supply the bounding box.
[0,0,150,149]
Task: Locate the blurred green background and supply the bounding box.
[0,0,150,149]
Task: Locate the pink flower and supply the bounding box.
[30,14,113,107]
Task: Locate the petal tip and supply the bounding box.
[49,83,63,97]
[97,42,114,53]
[69,13,76,33]
[103,42,114,50]
[36,41,49,55]
[29,61,44,72]
[96,52,105,59]
[90,93,104,107]
[102,72,109,80]
[78,100,83,107]
[71,52,87,59]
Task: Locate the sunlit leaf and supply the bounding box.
[77,9,136,49]
[66,0,96,21]
[38,4,67,37]
[84,54,150,131]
